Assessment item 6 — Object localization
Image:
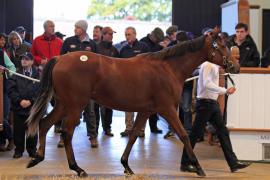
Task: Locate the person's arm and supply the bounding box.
[3,51,16,74]
[7,77,21,106]
[31,39,42,65]
[202,64,227,95]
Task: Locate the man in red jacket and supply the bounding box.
[31,20,62,67]
[31,20,63,146]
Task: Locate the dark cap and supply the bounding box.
[151,27,165,43]
[20,52,33,60]
[102,27,116,35]
[15,26,26,33]
[166,25,178,35]
[55,31,66,38]
[201,27,213,35]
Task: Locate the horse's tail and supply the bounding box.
[27,57,58,137]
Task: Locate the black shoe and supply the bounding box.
[196,137,204,142]
[105,130,114,137]
[151,128,163,134]
[120,130,130,137]
[164,131,175,139]
[180,164,197,173]
[230,161,251,172]
[13,152,23,159]
[138,131,145,138]
[28,151,36,158]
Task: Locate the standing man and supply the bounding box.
[95,26,119,137]
[93,25,103,43]
[140,27,164,134]
[228,23,260,67]
[31,20,63,70]
[166,25,178,46]
[119,27,149,137]
[15,26,32,48]
[180,61,251,173]
[61,20,98,148]
[7,52,39,158]
[31,20,63,146]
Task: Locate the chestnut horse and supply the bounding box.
[26,28,240,177]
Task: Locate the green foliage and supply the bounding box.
[87,0,172,22]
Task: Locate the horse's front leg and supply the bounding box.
[121,112,150,176]
[159,107,206,177]
[62,112,87,177]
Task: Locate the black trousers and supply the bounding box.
[13,114,37,154]
[181,99,238,168]
[149,113,159,130]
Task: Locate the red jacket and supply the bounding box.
[31,34,63,65]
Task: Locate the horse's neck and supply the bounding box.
[169,50,207,82]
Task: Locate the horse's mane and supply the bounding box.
[142,35,206,60]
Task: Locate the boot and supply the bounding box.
[6,139,14,151]
[89,137,98,148]
[57,137,64,148]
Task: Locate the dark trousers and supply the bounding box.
[0,93,12,145]
[149,113,159,130]
[168,82,193,133]
[13,113,37,154]
[181,99,238,168]
[84,101,97,138]
[100,106,113,131]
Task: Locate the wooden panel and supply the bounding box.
[240,67,270,74]
[0,73,3,131]
[229,128,270,132]
[238,0,250,27]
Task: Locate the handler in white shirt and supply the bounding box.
[180,62,251,173]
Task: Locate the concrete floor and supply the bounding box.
[0,114,270,179]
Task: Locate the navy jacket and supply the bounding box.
[120,40,149,58]
[7,67,40,115]
[227,35,260,67]
[61,35,97,55]
[140,34,163,52]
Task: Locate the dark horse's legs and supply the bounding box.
[121,112,150,175]
[159,107,206,177]
[62,108,87,177]
[27,102,65,168]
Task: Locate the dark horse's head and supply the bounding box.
[205,27,240,74]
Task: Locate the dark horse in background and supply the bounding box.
[26,28,240,177]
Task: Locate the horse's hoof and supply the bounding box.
[124,169,134,176]
[196,168,206,177]
[26,155,44,168]
[78,171,88,178]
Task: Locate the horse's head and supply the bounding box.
[206,27,240,74]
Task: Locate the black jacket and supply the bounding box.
[227,35,260,67]
[140,34,163,52]
[7,67,40,115]
[120,40,149,58]
[261,47,270,67]
[96,41,119,57]
[61,35,97,55]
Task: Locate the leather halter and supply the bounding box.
[209,41,234,73]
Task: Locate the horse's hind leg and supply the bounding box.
[159,107,206,177]
[62,109,87,177]
[27,102,65,168]
[121,112,150,175]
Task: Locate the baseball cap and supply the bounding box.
[15,26,26,33]
[20,52,33,60]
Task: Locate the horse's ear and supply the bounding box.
[212,26,220,35]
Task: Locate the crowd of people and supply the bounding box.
[0,20,268,172]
